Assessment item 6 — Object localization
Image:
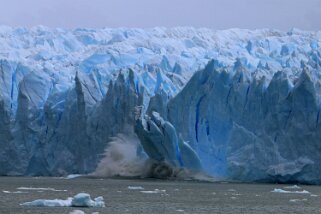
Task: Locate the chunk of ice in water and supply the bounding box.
[128,186,144,190]
[271,188,310,194]
[21,193,105,208]
[140,189,166,194]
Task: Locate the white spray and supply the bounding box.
[92,133,147,177]
[92,133,216,181]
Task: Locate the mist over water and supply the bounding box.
[92,133,178,179]
[93,133,147,177]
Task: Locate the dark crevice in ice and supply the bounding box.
[195,95,205,142]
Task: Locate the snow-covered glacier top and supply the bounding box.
[1,26,321,89]
[1,26,321,183]
[1,26,320,113]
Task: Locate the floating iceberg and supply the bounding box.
[289,198,308,203]
[17,187,67,192]
[284,185,301,189]
[140,189,166,194]
[2,190,27,194]
[72,193,105,208]
[128,186,144,190]
[69,210,86,214]
[21,193,105,208]
[271,188,310,194]
[21,198,73,207]
[66,174,83,179]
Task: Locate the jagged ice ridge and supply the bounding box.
[0,26,321,183]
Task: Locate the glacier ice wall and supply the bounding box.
[0,26,321,183]
[168,61,321,183]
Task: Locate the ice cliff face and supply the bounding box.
[0,26,321,183]
[168,61,321,183]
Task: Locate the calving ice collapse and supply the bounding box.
[0,26,321,184]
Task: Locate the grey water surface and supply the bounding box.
[0,177,321,214]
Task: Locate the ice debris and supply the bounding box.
[271,188,310,194]
[21,193,105,207]
[128,186,144,190]
[17,187,67,192]
[140,189,166,194]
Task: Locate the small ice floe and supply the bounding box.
[72,193,105,207]
[17,187,67,192]
[271,188,310,194]
[176,209,184,212]
[21,193,105,208]
[230,197,237,200]
[289,198,308,203]
[310,194,319,197]
[3,190,27,194]
[227,189,236,192]
[66,174,83,179]
[21,198,73,207]
[69,210,85,214]
[140,189,166,194]
[284,185,301,189]
[128,186,144,190]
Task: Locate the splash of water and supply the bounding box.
[92,133,216,181]
[92,133,147,177]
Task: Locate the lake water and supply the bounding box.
[0,176,320,213]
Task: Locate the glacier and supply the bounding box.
[0,26,321,183]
